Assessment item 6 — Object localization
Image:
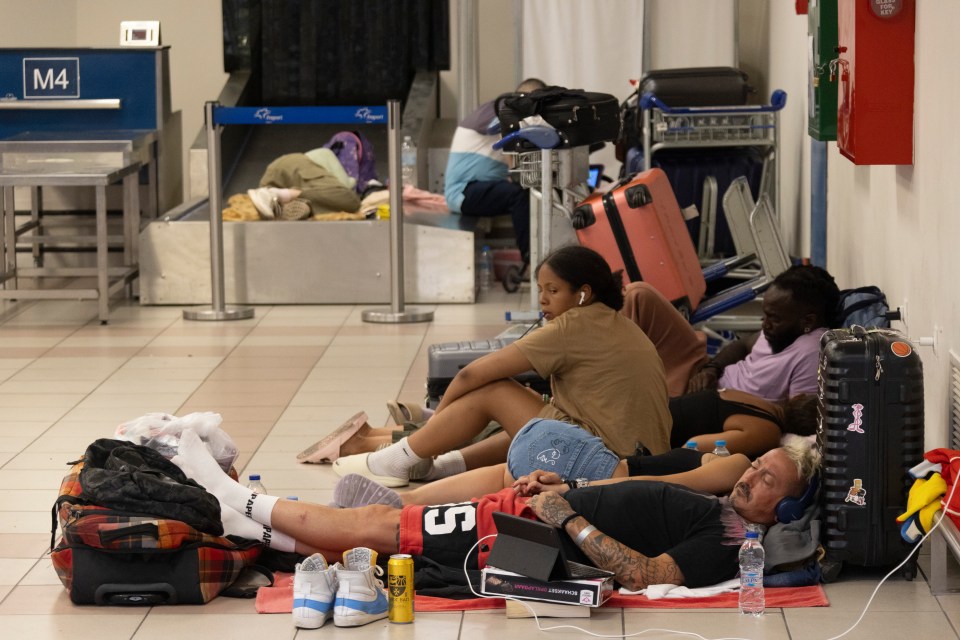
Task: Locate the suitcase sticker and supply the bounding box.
[844,479,867,506]
[846,403,865,434]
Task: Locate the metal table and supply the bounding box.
[0,159,141,323]
[0,129,157,216]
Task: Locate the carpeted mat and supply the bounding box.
[255,572,828,613]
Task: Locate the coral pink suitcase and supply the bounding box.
[572,168,706,312]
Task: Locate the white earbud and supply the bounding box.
[579,291,586,305]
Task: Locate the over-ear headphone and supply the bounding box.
[578,291,586,305]
[775,473,819,524]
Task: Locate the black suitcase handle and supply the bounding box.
[95,582,177,605]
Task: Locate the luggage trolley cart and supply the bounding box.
[497,130,591,318]
[641,90,787,260]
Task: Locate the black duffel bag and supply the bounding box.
[494,86,622,151]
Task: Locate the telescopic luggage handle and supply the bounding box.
[492,126,562,151]
[639,89,787,114]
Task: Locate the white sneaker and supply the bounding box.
[333,547,389,627]
[292,553,338,629]
[332,452,409,488]
[247,188,281,220]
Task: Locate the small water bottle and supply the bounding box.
[246,474,267,494]
[738,530,765,616]
[712,439,731,457]
[684,440,698,450]
[478,245,494,291]
[400,135,417,187]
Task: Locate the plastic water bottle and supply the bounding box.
[478,245,494,291]
[738,530,765,616]
[246,474,267,494]
[712,439,731,457]
[684,440,698,450]
[400,136,417,187]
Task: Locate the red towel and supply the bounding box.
[255,572,828,614]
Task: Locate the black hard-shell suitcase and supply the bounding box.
[426,338,549,408]
[495,86,622,151]
[637,67,751,107]
[817,327,924,580]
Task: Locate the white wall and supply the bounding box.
[763,2,812,257]
[0,2,77,46]
[73,0,227,204]
[820,2,960,448]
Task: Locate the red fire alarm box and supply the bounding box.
[836,0,915,164]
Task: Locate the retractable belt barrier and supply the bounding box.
[184,101,432,324]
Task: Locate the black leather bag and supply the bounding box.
[494,86,622,151]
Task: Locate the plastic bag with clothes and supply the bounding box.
[114,412,239,473]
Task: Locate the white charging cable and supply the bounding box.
[462,473,958,640]
[822,457,959,640]
[461,534,743,640]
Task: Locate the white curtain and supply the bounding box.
[643,0,737,71]
[520,0,737,174]
[520,0,645,175]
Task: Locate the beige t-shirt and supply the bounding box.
[513,304,672,456]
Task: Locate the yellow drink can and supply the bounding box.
[387,554,415,623]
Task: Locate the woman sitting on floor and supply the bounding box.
[309,245,673,488]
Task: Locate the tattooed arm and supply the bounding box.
[526,492,685,591]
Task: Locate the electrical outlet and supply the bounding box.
[899,298,908,329]
[934,325,943,356]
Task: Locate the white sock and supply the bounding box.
[422,450,467,481]
[240,491,281,526]
[366,437,426,478]
[221,505,295,552]
[171,428,279,525]
[268,187,301,203]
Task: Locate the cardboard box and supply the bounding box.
[480,566,615,607]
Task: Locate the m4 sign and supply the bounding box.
[23,58,79,98]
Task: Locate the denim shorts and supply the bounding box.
[507,418,619,480]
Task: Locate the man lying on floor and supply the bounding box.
[172,429,819,591]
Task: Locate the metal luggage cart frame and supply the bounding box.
[512,151,560,190]
[641,90,787,240]
[501,147,590,316]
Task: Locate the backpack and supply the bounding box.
[323,130,378,194]
[50,439,263,605]
[836,286,893,328]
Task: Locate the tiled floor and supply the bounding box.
[0,290,958,639]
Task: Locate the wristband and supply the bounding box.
[559,512,581,529]
[574,524,597,546]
